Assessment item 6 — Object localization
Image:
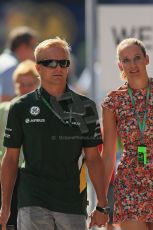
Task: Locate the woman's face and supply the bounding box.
[118,44,149,80]
[15,74,39,96]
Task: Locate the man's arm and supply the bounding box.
[84,146,109,228]
[0,147,20,227]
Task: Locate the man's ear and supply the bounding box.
[35,63,40,72]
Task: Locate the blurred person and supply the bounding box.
[101,38,153,230]
[0,26,38,102]
[0,59,40,230]
[0,60,40,157]
[0,37,108,230]
[75,58,103,113]
[67,53,79,91]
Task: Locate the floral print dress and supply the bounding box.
[102,78,153,223]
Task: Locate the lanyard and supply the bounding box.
[128,83,150,144]
[41,96,69,125]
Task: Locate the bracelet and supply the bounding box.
[96,206,110,214]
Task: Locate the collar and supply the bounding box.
[37,85,71,101]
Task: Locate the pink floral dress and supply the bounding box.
[102,78,153,223]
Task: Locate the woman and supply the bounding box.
[101,38,153,230]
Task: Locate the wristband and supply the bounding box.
[96,206,110,214]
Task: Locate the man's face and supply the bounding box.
[36,46,69,88]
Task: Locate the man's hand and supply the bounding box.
[88,209,109,229]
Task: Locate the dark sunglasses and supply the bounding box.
[37,59,70,68]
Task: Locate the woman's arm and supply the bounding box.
[102,107,117,195]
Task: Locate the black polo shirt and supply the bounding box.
[4,87,102,215]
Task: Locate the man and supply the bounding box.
[0,37,109,230]
[0,26,38,102]
[0,59,40,230]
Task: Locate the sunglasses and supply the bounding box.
[37,59,70,68]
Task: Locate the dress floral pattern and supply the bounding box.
[102,78,153,223]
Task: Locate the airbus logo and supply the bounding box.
[25,118,45,123]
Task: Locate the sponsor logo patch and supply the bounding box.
[30,106,40,116]
[25,118,45,123]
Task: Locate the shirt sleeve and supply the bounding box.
[3,102,23,148]
[101,92,116,112]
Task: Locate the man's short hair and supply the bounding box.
[7,26,38,51]
[34,36,71,62]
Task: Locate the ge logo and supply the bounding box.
[30,106,40,116]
